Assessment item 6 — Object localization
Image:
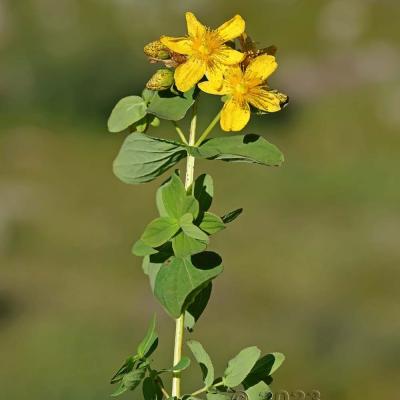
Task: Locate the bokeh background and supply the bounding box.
[1,1,399,399]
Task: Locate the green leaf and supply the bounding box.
[245,381,272,400]
[143,257,162,292]
[221,209,243,224]
[193,174,214,212]
[187,340,214,388]
[111,356,138,384]
[141,217,180,248]
[223,346,261,388]
[121,366,146,392]
[142,377,162,400]
[113,134,187,184]
[185,283,212,331]
[199,212,225,235]
[108,96,147,133]
[172,232,207,258]
[180,214,209,242]
[132,240,158,257]
[193,134,284,167]
[137,315,158,358]
[242,353,285,389]
[146,88,196,121]
[111,383,128,397]
[173,356,191,372]
[157,173,199,219]
[142,244,173,291]
[154,252,223,318]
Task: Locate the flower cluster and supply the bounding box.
[145,12,287,132]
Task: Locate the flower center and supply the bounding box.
[191,31,222,61]
[235,83,248,95]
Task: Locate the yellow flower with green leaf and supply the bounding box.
[199,54,287,132]
[160,12,246,93]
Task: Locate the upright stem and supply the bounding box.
[171,103,198,398]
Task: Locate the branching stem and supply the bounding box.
[194,110,221,147]
[191,382,224,397]
[173,121,188,145]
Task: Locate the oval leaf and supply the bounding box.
[146,88,195,121]
[156,173,199,219]
[242,353,285,389]
[154,252,223,318]
[187,340,214,388]
[245,381,272,400]
[192,134,284,167]
[113,134,187,184]
[172,232,207,258]
[108,96,147,133]
[173,356,191,372]
[141,217,180,248]
[199,212,225,235]
[223,346,261,388]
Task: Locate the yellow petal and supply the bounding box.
[160,36,193,55]
[221,98,250,132]
[185,12,206,38]
[175,57,206,92]
[244,55,278,81]
[214,45,245,65]
[198,80,229,95]
[216,15,246,42]
[205,61,231,87]
[247,88,281,112]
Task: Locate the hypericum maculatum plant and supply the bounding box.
[107,11,288,400]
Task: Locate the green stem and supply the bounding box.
[191,382,224,397]
[171,103,198,398]
[157,379,171,399]
[173,121,188,145]
[194,110,221,147]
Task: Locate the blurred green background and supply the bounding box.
[1,1,399,399]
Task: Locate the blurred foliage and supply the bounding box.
[1,1,400,400]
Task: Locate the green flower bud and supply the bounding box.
[146,68,174,91]
[144,40,170,60]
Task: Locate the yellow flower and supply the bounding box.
[160,12,245,93]
[199,55,287,132]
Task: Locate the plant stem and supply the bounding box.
[157,380,171,399]
[171,103,198,398]
[194,110,221,147]
[173,121,188,145]
[191,382,224,397]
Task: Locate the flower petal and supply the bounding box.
[221,98,250,132]
[205,64,224,84]
[198,80,229,95]
[216,15,246,42]
[185,12,206,38]
[247,88,281,112]
[245,55,278,81]
[174,57,206,92]
[160,36,193,55]
[214,45,245,65]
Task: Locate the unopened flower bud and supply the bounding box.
[146,68,174,91]
[144,40,170,60]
